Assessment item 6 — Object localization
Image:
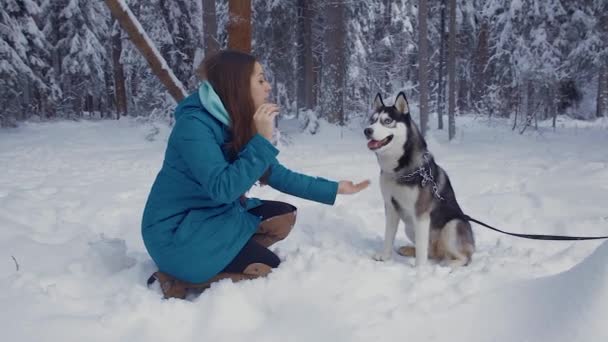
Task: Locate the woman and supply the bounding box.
[142,50,369,299]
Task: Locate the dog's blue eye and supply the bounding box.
[383,118,393,124]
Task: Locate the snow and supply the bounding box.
[1,115,607,341]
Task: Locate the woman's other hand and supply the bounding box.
[253,103,279,140]
[337,180,370,195]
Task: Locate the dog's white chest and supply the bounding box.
[379,172,419,216]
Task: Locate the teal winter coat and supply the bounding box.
[141,87,338,283]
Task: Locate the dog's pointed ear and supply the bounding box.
[394,92,410,114]
[373,93,385,111]
[404,113,412,126]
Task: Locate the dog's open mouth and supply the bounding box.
[367,135,393,150]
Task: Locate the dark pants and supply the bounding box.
[221,200,297,273]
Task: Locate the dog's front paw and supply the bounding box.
[372,252,392,262]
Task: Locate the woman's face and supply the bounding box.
[250,62,272,111]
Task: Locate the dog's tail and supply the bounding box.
[457,219,475,266]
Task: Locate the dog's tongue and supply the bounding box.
[367,140,383,149]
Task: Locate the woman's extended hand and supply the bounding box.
[253,103,279,140]
[337,180,370,195]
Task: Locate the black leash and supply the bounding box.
[462,214,608,241]
[404,153,608,241]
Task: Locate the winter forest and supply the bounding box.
[2,0,607,132]
[3,1,608,341]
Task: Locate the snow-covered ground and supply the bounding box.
[1,115,607,342]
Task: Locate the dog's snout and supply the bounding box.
[364,128,373,138]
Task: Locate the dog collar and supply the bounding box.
[399,152,444,200]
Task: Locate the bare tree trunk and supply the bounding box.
[22,79,32,121]
[111,19,128,118]
[513,91,520,131]
[383,0,392,93]
[472,19,489,112]
[312,37,320,110]
[597,64,607,118]
[46,1,62,119]
[228,0,251,53]
[104,0,187,101]
[457,77,468,114]
[383,0,392,27]
[296,0,314,112]
[437,0,446,130]
[526,77,534,129]
[202,0,219,57]
[447,0,456,140]
[103,62,112,118]
[550,83,557,129]
[597,8,608,119]
[296,0,305,113]
[323,2,346,124]
[418,0,429,136]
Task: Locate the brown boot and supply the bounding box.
[242,262,272,277]
[147,271,190,299]
[252,211,296,248]
[147,263,273,299]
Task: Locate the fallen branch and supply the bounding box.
[104,0,187,102]
[519,101,543,135]
[11,255,19,271]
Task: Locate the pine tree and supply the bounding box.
[53,0,110,116]
[0,0,49,123]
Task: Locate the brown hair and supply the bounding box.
[198,50,257,159]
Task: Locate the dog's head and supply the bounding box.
[364,92,411,154]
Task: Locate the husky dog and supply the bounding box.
[365,92,475,267]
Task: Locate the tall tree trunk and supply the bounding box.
[384,0,392,27]
[111,19,128,118]
[437,0,446,130]
[296,0,305,111]
[48,0,62,119]
[103,61,112,118]
[322,2,346,124]
[22,79,32,121]
[520,81,528,128]
[472,18,489,111]
[383,0,392,93]
[526,77,534,125]
[597,6,608,118]
[448,0,456,140]
[457,77,468,114]
[597,64,607,118]
[202,0,219,57]
[418,0,429,136]
[296,0,315,112]
[304,2,315,110]
[552,84,557,129]
[104,0,187,101]
[228,0,251,53]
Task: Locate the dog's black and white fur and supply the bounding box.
[365,92,475,267]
